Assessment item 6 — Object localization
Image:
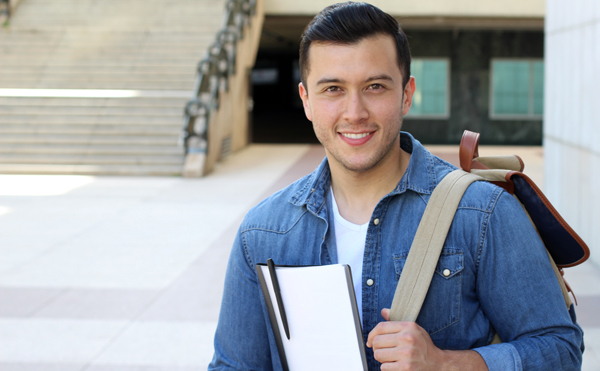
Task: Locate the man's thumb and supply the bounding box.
[381,308,391,321]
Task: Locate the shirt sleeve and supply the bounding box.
[208,225,276,370]
[472,191,583,371]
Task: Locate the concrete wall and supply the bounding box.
[264,0,545,17]
[544,0,600,266]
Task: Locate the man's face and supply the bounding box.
[299,34,415,173]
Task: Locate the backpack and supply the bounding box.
[389,130,590,327]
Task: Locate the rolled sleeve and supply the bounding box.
[474,343,523,371]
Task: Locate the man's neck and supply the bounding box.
[330,148,411,225]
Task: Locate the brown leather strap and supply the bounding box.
[560,269,577,306]
[459,130,480,172]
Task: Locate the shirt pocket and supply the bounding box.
[393,248,463,335]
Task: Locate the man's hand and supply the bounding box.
[366,308,488,371]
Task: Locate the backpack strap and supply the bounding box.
[389,169,482,322]
[460,130,524,173]
[387,167,571,337]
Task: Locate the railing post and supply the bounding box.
[182,0,264,177]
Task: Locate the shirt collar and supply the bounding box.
[290,132,441,212]
[392,132,440,196]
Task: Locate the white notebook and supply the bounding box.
[256,263,368,371]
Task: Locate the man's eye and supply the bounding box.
[369,84,383,90]
[325,86,340,92]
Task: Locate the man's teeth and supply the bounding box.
[342,132,371,139]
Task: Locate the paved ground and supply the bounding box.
[1,143,599,370]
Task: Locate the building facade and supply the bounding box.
[545,0,599,265]
[251,0,546,145]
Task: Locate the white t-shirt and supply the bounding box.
[330,189,368,324]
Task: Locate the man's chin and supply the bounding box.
[337,158,380,173]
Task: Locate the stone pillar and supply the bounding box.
[544,0,600,265]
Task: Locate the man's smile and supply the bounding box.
[340,132,374,139]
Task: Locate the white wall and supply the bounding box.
[264,0,545,17]
[545,0,600,266]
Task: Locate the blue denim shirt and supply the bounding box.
[210,133,583,370]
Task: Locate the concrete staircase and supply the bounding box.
[0,0,226,175]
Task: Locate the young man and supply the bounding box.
[209,2,583,370]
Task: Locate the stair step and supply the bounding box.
[0,153,184,165]
[0,73,197,83]
[0,46,209,57]
[0,58,201,67]
[0,120,183,127]
[1,115,182,125]
[7,25,223,34]
[0,106,184,116]
[0,97,189,107]
[0,52,206,62]
[0,82,196,90]
[0,33,214,45]
[2,60,204,74]
[0,134,180,146]
[0,163,183,176]
[0,124,181,135]
[0,144,184,156]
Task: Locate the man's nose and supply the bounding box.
[342,92,369,123]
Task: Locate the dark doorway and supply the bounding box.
[251,51,318,143]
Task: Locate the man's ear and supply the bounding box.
[402,76,416,116]
[299,82,312,122]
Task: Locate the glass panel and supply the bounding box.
[421,60,448,115]
[533,61,544,115]
[408,59,448,117]
[493,61,530,115]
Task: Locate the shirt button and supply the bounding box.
[366,279,374,286]
[443,269,451,277]
[373,218,380,225]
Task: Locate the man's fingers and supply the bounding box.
[370,332,402,349]
[371,329,421,349]
[372,336,427,365]
[374,346,425,364]
[366,308,390,347]
[366,319,444,369]
[367,320,421,348]
[367,320,405,347]
[373,346,401,363]
[381,308,391,321]
[380,361,403,371]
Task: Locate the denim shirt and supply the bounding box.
[209,133,583,371]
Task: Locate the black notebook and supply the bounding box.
[256,263,368,371]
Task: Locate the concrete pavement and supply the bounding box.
[1,143,599,370]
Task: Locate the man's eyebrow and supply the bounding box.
[365,74,394,83]
[315,74,394,86]
[316,77,345,85]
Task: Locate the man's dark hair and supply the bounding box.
[299,2,411,90]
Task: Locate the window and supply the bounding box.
[406,58,450,119]
[491,59,544,119]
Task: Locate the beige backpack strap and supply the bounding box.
[475,156,523,172]
[389,169,482,322]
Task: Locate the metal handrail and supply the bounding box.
[182,0,257,154]
[0,0,10,21]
